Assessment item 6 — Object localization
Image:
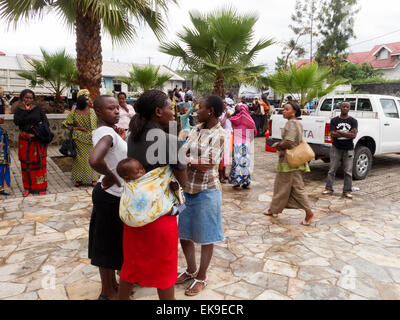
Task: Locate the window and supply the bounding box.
[379,49,389,60]
[357,98,373,111]
[345,98,356,110]
[380,99,399,118]
[320,98,332,111]
[333,98,345,110]
[113,79,121,92]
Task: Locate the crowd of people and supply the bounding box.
[0,86,358,301]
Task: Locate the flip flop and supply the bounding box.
[97,295,110,300]
[300,216,317,226]
[185,277,208,296]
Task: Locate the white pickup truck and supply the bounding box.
[266,94,400,180]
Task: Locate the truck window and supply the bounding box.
[333,98,345,110]
[345,98,356,110]
[380,99,399,118]
[320,98,332,111]
[357,98,372,111]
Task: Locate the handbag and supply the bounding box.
[285,122,315,168]
[32,121,54,144]
[59,130,77,158]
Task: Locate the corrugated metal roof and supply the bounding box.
[0,56,20,70]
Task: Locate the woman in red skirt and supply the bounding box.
[13,89,49,196]
[118,90,187,300]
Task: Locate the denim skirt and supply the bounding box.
[178,189,225,245]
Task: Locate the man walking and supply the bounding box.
[322,102,358,199]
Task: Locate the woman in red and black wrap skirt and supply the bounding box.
[13,89,49,197]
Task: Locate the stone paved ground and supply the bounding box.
[1,138,400,300]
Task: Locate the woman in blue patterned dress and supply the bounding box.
[0,117,11,196]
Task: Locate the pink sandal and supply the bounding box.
[22,190,30,197]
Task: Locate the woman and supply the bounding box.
[177,95,227,296]
[218,100,233,183]
[88,95,126,300]
[266,101,315,226]
[0,117,11,196]
[13,89,49,197]
[250,97,264,137]
[63,95,99,187]
[228,103,257,190]
[118,89,187,300]
[115,92,135,139]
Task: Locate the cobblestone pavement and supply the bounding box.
[1,138,400,300]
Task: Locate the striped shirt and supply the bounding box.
[184,122,227,194]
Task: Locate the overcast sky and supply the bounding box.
[1,0,400,73]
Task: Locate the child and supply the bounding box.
[178,99,196,143]
[117,158,185,222]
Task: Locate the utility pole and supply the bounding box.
[310,0,315,63]
[148,56,153,65]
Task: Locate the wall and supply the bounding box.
[381,64,400,80]
[1,114,69,148]
[352,82,400,96]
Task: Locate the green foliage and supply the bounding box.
[340,62,384,81]
[0,0,175,44]
[159,6,274,97]
[17,48,77,101]
[119,65,171,92]
[316,0,359,66]
[268,63,347,108]
[351,78,400,85]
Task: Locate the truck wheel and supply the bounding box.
[353,146,372,180]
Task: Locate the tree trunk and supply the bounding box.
[212,73,225,99]
[76,9,102,102]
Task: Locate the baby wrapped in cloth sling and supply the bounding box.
[119,165,185,227]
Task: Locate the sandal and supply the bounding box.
[22,190,30,197]
[185,277,208,296]
[176,270,197,284]
[74,182,82,187]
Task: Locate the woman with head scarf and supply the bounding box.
[228,103,257,189]
[62,94,99,187]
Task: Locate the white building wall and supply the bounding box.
[380,64,400,80]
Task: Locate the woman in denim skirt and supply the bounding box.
[177,95,228,296]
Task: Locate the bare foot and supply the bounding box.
[301,213,315,226]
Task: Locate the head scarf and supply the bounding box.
[229,104,257,135]
[77,89,90,99]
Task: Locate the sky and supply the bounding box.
[1,0,400,74]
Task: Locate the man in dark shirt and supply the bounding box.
[323,102,358,199]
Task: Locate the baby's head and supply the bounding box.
[179,104,188,115]
[117,158,146,181]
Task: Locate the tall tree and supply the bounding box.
[18,48,77,113]
[0,0,175,101]
[315,0,359,73]
[160,7,274,98]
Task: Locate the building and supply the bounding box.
[0,52,185,98]
[296,41,400,80]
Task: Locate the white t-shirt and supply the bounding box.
[92,126,127,197]
[116,104,136,130]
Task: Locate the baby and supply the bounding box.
[116,158,185,215]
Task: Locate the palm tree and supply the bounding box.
[18,48,77,113]
[0,0,175,101]
[119,65,171,93]
[160,7,274,98]
[268,63,347,108]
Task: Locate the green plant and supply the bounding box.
[119,65,171,93]
[160,7,274,98]
[18,48,77,112]
[0,0,175,100]
[269,63,347,108]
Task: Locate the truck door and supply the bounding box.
[380,98,400,153]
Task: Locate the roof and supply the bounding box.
[0,54,184,81]
[296,41,400,70]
